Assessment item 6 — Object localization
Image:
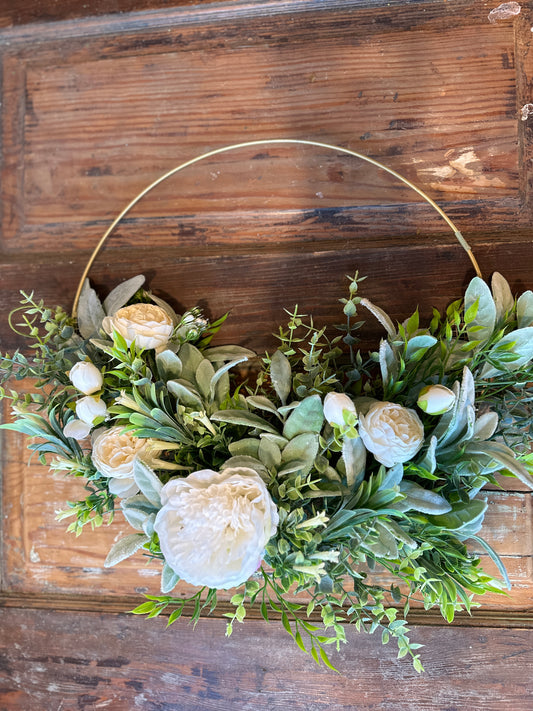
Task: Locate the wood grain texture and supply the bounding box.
[0,608,532,710]
[1,0,533,706]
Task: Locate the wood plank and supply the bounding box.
[0,607,532,710]
[0,1,520,256]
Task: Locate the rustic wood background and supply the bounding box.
[0,0,532,708]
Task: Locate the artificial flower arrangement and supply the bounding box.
[1,268,532,672]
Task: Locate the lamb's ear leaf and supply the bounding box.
[133,459,163,507]
[77,279,106,339]
[464,277,496,343]
[270,350,292,406]
[104,533,149,567]
[103,275,146,315]
[161,563,180,593]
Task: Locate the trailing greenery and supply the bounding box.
[1,270,532,672]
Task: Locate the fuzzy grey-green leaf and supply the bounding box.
[103,275,146,315]
[464,277,496,343]
[104,533,149,567]
[133,459,163,507]
[270,350,292,405]
[282,395,324,439]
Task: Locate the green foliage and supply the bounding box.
[1,270,532,672]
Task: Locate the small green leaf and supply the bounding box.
[270,350,292,405]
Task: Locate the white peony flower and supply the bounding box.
[75,396,107,425]
[102,303,173,350]
[91,426,150,479]
[154,467,279,589]
[323,392,356,427]
[69,361,103,395]
[64,418,92,440]
[358,401,424,467]
[417,384,456,416]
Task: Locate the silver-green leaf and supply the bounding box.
[104,533,149,568]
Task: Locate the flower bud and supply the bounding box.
[323,392,356,427]
[417,384,456,416]
[69,361,103,395]
[75,396,107,425]
[63,418,92,440]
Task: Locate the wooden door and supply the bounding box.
[1,1,532,708]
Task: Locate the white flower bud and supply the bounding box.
[323,392,356,427]
[69,361,103,395]
[417,385,456,416]
[75,396,107,425]
[63,418,92,440]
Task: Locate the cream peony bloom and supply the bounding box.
[323,392,356,427]
[91,426,150,479]
[417,384,456,416]
[69,361,103,395]
[102,303,173,350]
[154,467,279,589]
[358,401,424,467]
[75,396,107,426]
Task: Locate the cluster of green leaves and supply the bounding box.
[2,270,533,673]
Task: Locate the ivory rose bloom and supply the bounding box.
[63,418,92,441]
[323,392,356,427]
[76,396,107,425]
[154,467,279,589]
[417,384,456,416]
[69,361,103,395]
[358,401,424,467]
[102,304,173,350]
[91,426,150,479]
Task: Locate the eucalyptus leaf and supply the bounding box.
[282,395,324,439]
[156,350,183,381]
[397,481,451,514]
[104,533,149,568]
[516,290,533,328]
[491,272,514,322]
[270,350,292,406]
[464,277,496,343]
[161,562,180,593]
[133,459,163,507]
[77,279,106,339]
[103,275,146,315]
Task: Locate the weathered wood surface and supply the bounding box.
[0,608,532,711]
[1,0,533,707]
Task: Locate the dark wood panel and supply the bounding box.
[0,608,532,710]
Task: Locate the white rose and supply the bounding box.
[358,401,424,467]
[323,392,356,427]
[76,396,107,425]
[63,418,92,440]
[91,426,150,479]
[154,467,279,589]
[69,361,103,395]
[417,384,456,416]
[102,303,173,350]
